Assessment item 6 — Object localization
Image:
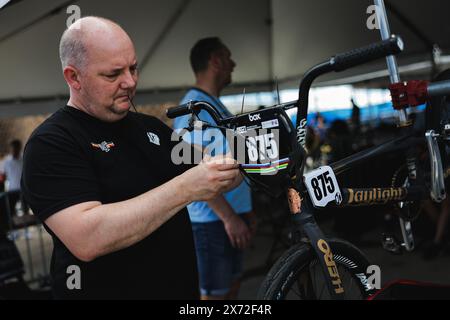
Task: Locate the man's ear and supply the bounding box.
[63,66,82,90]
[209,52,223,71]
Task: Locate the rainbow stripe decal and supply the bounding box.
[241,158,290,174]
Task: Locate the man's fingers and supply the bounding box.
[237,238,243,250]
[239,236,249,250]
[202,153,212,162]
[243,229,251,245]
[236,237,244,250]
[217,169,239,181]
[230,236,237,248]
[212,159,238,171]
[217,162,239,170]
[204,154,237,166]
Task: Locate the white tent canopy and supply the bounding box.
[0,0,449,117]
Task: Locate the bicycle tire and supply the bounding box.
[258,238,376,300]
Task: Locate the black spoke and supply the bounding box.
[291,280,302,298]
[316,265,327,299]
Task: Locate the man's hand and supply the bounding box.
[247,211,258,237]
[223,214,252,250]
[182,155,240,202]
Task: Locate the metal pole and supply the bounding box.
[374,0,408,124]
[24,227,35,281]
[38,224,49,279]
[376,0,416,252]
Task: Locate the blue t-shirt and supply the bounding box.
[173,88,252,222]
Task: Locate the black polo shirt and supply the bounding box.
[21,106,199,299]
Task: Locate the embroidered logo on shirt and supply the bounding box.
[147,132,160,146]
[91,141,115,152]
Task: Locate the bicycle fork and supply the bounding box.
[287,188,345,300]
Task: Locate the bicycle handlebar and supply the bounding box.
[166,103,192,119]
[166,100,224,123]
[331,35,404,72]
[296,35,404,144]
[390,79,450,109]
[428,79,450,98]
[168,36,405,124]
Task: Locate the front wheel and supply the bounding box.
[258,238,376,300]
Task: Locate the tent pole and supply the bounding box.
[0,0,77,44]
[140,0,192,71]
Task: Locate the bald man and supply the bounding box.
[21,17,241,299]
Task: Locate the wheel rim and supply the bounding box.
[281,257,365,300]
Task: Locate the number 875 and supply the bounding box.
[311,172,335,201]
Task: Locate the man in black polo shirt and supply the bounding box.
[21,16,241,299]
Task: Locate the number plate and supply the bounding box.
[304,166,342,207]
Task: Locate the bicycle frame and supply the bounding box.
[166,2,450,299]
[169,84,449,297]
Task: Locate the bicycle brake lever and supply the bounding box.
[186,117,223,132]
[186,113,229,132]
[399,217,415,252]
[185,113,200,132]
[425,130,446,202]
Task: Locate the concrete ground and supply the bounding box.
[11,215,450,300]
[13,224,52,288]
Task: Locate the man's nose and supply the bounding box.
[120,70,137,89]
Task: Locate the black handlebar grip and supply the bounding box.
[331,35,404,72]
[427,80,450,98]
[166,103,191,119]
